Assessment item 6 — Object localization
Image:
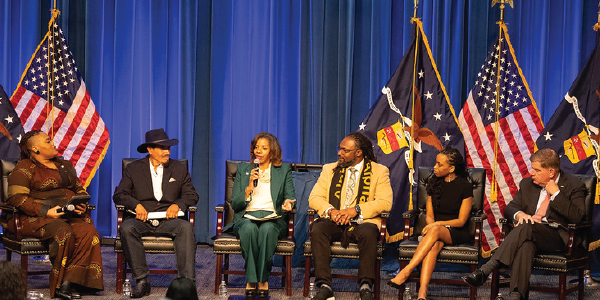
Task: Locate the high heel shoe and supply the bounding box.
[386,279,405,290]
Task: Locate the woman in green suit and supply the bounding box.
[228,132,296,299]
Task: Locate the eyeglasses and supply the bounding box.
[336,147,359,154]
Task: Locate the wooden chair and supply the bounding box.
[303,208,390,300]
[213,160,322,296]
[489,174,596,300]
[0,159,96,284]
[397,167,487,300]
[114,158,196,294]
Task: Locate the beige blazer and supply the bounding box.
[308,160,393,229]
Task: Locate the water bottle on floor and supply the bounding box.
[403,286,412,300]
[307,282,316,299]
[122,279,131,297]
[218,280,228,297]
[495,292,504,300]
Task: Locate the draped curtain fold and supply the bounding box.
[1,1,597,249]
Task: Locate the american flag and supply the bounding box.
[458,23,544,253]
[9,17,110,188]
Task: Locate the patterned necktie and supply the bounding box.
[344,167,358,209]
[532,192,551,223]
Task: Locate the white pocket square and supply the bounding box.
[169,178,176,182]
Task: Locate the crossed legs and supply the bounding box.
[389,224,452,299]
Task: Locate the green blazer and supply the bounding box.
[223,162,296,233]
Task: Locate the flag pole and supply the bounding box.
[406,0,420,210]
[595,2,600,31]
[595,2,600,205]
[489,0,514,202]
[45,8,60,139]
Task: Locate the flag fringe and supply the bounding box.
[589,239,600,251]
[386,231,405,243]
[82,139,110,189]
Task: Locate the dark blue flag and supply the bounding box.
[0,84,24,160]
[535,30,600,269]
[358,20,464,242]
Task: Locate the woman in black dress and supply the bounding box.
[387,147,473,300]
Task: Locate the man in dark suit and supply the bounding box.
[462,148,586,300]
[114,129,199,298]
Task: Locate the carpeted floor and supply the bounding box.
[1,244,599,299]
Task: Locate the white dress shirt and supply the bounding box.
[150,162,164,201]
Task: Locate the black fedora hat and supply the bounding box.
[137,128,179,153]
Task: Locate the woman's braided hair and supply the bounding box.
[19,130,43,160]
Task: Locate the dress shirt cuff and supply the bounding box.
[513,210,522,220]
[549,190,560,200]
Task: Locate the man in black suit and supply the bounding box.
[114,129,199,298]
[462,148,586,300]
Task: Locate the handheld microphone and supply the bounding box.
[253,158,260,187]
[57,204,76,213]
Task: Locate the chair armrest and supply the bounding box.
[402,209,419,219]
[566,221,592,256]
[86,204,96,210]
[115,205,125,232]
[188,207,196,227]
[472,213,487,222]
[0,203,23,238]
[400,209,418,241]
[568,222,591,230]
[307,208,316,224]
[287,211,296,239]
[0,203,18,212]
[379,211,389,243]
[214,204,226,236]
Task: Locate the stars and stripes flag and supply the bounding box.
[9,13,110,188]
[535,30,600,255]
[359,19,464,242]
[458,23,544,253]
[0,83,25,160]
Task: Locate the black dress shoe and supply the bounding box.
[70,289,81,299]
[130,277,151,298]
[55,281,72,300]
[461,269,487,287]
[257,289,268,299]
[245,288,257,299]
[359,288,373,300]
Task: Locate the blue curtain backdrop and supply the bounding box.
[1,1,598,250]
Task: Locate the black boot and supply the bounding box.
[130,277,151,298]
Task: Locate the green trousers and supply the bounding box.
[233,217,285,283]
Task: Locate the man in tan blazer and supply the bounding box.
[309,132,393,300]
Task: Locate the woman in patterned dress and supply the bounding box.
[6,130,104,299]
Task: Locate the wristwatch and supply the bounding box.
[355,204,362,215]
[354,205,364,224]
